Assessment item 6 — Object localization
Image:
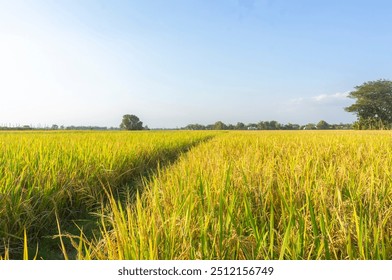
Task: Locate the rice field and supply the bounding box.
[1,130,392,259]
[0,130,216,258]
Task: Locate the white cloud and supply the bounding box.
[311,92,349,104]
[278,91,356,124]
[289,92,350,106]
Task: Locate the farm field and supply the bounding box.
[1,130,392,259]
[0,130,217,259]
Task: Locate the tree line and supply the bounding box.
[1,79,391,131]
[0,119,352,131]
[182,120,352,130]
[119,79,391,131]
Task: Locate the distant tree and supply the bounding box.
[22,125,32,130]
[51,124,59,130]
[185,123,206,130]
[334,122,352,130]
[257,121,267,130]
[283,123,300,130]
[265,120,281,130]
[120,114,144,130]
[345,79,392,129]
[235,122,246,130]
[227,124,235,130]
[304,123,317,130]
[213,121,227,130]
[247,123,258,130]
[316,120,330,130]
[246,123,257,129]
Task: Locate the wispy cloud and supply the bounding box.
[277,92,355,124]
[290,92,350,106]
[311,92,349,104]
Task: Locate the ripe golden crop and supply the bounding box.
[1,131,391,260]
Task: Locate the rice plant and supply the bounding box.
[1,130,391,259]
[0,130,216,258]
[73,131,392,260]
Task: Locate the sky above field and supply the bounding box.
[1,1,392,128]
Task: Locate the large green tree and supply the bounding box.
[316,120,330,130]
[345,79,392,129]
[120,114,144,130]
[213,121,227,130]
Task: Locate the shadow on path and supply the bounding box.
[33,134,218,259]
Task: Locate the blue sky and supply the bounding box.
[1,0,391,128]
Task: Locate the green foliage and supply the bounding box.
[316,120,330,130]
[257,120,282,130]
[235,122,246,130]
[182,121,352,131]
[120,114,144,130]
[213,121,227,130]
[345,79,392,129]
[304,123,316,130]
